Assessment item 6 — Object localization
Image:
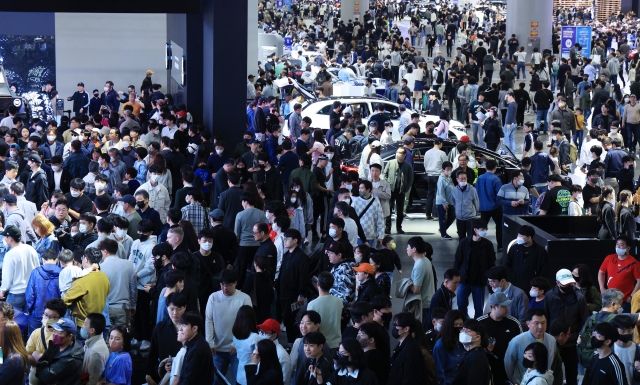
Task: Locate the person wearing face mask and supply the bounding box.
[234,191,267,288]
[581,321,627,385]
[357,321,390,385]
[432,309,466,385]
[599,235,640,313]
[24,248,62,335]
[39,129,64,162]
[567,184,585,216]
[77,313,109,385]
[85,218,126,260]
[424,137,448,221]
[450,170,479,240]
[518,342,554,385]
[254,319,292,385]
[611,315,638,385]
[353,263,382,304]
[435,161,456,239]
[502,224,548,293]
[314,338,378,385]
[382,147,413,234]
[540,269,589,385]
[34,317,84,385]
[424,308,447,354]
[25,299,68,384]
[451,319,492,385]
[88,89,102,116]
[383,312,426,385]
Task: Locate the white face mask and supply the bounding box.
[458,181,467,187]
[326,153,334,159]
[201,242,213,251]
[185,196,191,204]
[576,194,582,200]
[51,165,60,172]
[79,224,88,233]
[9,151,17,158]
[70,231,78,238]
[345,184,352,191]
[2,238,7,248]
[104,87,109,92]
[94,183,106,191]
[115,229,126,238]
[516,237,526,245]
[122,141,131,148]
[435,322,442,332]
[625,97,630,103]
[459,332,473,344]
[477,230,487,238]
[70,190,80,198]
[150,174,159,183]
[329,228,338,238]
[47,135,56,142]
[216,149,224,155]
[530,290,539,298]
[354,254,362,263]
[290,197,297,203]
[72,136,79,141]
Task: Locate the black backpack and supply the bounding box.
[436,69,444,84]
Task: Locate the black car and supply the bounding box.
[341,138,521,213]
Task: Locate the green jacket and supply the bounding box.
[382,160,414,194]
[289,167,318,194]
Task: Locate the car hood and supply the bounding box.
[274,77,317,101]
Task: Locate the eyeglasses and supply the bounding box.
[220,283,236,288]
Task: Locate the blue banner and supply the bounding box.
[561,26,591,59]
[284,36,292,50]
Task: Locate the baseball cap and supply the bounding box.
[209,209,224,221]
[403,136,414,144]
[371,140,381,148]
[77,82,84,87]
[489,292,513,306]
[556,269,576,285]
[353,263,375,275]
[257,319,281,334]
[631,94,637,98]
[318,155,328,161]
[117,194,136,206]
[249,138,260,144]
[51,318,77,334]
[248,74,255,79]
[8,143,19,149]
[460,135,470,143]
[368,121,378,127]
[1,225,20,240]
[2,194,16,204]
[384,120,393,126]
[73,128,82,135]
[27,154,42,165]
[177,111,187,119]
[327,240,343,254]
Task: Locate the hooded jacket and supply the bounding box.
[128,235,158,289]
[25,264,62,320]
[451,184,480,220]
[25,168,49,210]
[35,337,85,385]
[542,286,590,347]
[520,369,555,385]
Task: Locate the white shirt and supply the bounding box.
[343,217,359,247]
[0,243,40,295]
[136,182,171,224]
[170,346,187,382]
[0,116,14,128]
[161,125,178,139]
[54,170,62,191]
[579,138,604,166]
[614,342,636,385]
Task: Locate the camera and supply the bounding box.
[54,228,66,237]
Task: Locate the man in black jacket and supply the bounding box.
[66,82,89,117]
[387,312,426,385]
[502,225,548,292]
[208,209,238,268]
[454,219,496,318]
[543,269,590,385]
[58,213,99,253]
[257,152,283,203]
[280,229,310,343]
[146,292,185,384]
[452,319,492,385]
[24,153,49,210]
[353,263,382,303]
[178,312,215,385]
[428,268,460,321]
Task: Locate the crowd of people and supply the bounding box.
[0,0,640,385]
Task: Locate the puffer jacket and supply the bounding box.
[25,264,61,318]
[128,235,158,289]
[36,337,84,385]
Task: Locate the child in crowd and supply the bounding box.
[529,277,550,309]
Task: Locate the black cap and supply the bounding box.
[2,194,16,204]
[77,82,84,87]
[1,225,20,241]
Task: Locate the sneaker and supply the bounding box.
[397,229,406,234]
[140,340,151,351]
[384,228,391,234]
[426,216,433,220]
[432,216,439,221]
[441,234,453,240]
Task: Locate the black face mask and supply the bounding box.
[199,165,207,170]
[380,311,393,324]
[453,326,463,334]
[522,357,535,369]
[258,163,266,169]
[590,336,605,349]
[93,93,99,97]
[335,352,349,369]
[136,201,146,209]
[391,327,400,339]
[244,138,251,144]
[619,334,633,343]
[139,234,150,242]
[561,284,575,294]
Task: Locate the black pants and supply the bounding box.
[133,289,152,341]
[312,195,326,237]
[456,218,474,240]
[425,176,439,217]
[487,142,499,151]
[387,189,406,231]
[282,297,300,344]
[560,345,579,385]
[235,245,260,288]
[480,206,503,248]
[391,66,400,83]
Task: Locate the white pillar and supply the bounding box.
[506,0,553,60]
[248,0,259,77]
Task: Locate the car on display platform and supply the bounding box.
[340,138,521,213]
[280,78,468,141]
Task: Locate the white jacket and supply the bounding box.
[128,236,158,289]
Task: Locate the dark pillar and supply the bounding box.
[203,0,248,148]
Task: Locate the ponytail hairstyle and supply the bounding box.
[615,190,633,223]
[597,186,614,223]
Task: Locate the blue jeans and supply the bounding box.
[536,109,548,132]
[7,293,26,313]
[550,75,557,92]
[457,284,485,318]
[517,62,526,79]
[472,122,485,147]
[214,352,238,385]
[437,34,443,45]
[502,123,516,153]
[574,130,584,153]
[411,36,416,46]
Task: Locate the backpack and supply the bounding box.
[436,69,444,84]
[577,312,617,368]
[569,142,578,163]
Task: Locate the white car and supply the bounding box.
[281,79,467,141]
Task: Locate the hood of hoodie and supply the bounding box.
[37,264,62,280]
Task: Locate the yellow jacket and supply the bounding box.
[63,270,110,327]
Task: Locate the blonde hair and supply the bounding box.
[32,214,55,237]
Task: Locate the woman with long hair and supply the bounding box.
[246,339,284,385]
[597,186,617,240]
[232,305,259,385]
[290,177,313,239]
[285,189,306,239]
[435,110,450,139]
[520,342,553,385]
[242,254,274,324]
[572,264,602,312]
[433,310,466,385]
[31,214,61,261]
[101,325,133,385]
[148,153,172,192]
[311,129,326,165]
[411,319,437,384]
[0,321,29,384]
[178,220,199,252]
[369,253,391,297]
[363,141,382,180]
[616,190,636,240]
[321,338,379,384]
[236,157,251,186]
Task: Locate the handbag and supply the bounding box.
[592,53,601,66]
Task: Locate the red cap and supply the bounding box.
[177,110,187,119]
[257,318,280,334]
[460,135,470,143]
